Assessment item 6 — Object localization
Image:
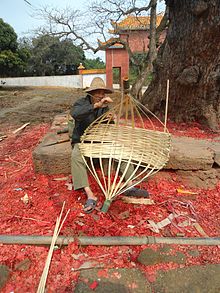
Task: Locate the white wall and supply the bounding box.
[1,74,107,89]
[82,74,106,88]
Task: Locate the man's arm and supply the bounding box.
[93,97,113,109]
[71,96,113,121]
[71,98,94,121]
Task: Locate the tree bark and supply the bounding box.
[142,0,220,131]
[131,0,157,99]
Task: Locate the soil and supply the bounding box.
[0,86,83,128]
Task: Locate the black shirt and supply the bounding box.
[71,95,109,144]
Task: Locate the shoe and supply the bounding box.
[83,198,97,214]
[124,187,149,198]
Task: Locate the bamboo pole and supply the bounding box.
[164,79,169,132]
[0,235,219,246]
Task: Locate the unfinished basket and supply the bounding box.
[79,92,171,212]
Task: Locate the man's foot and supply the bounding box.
[124,187,149,198]
[83,198,97,214]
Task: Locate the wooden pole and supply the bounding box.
[164,79,169,132]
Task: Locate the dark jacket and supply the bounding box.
[71,95,109,145]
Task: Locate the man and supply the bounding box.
[71,77,149,213]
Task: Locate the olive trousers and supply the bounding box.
[71,143,134,190]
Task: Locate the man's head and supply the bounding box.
[85,77,113,107]
[90,89,106,104]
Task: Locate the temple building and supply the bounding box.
[101,15,164,88]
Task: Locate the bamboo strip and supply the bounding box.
[37,203,70,293]
[164,79,170,132]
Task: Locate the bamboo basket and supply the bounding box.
[79,90,171,212]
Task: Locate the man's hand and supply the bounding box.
[106,112,116,121]
[94,97,113,109]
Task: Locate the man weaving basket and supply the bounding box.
[71,77,149,213]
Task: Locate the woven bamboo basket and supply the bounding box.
[79,89,171,212]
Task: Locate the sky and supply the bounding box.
[1,0,165,60]
[1,0,103,59]
[1,0,86,36]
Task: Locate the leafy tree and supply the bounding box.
[29,35,85,76]
[0,19,30,76]
[0,18,17,52]
[84,57,105,69]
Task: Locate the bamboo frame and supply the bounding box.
[79,93,171,211]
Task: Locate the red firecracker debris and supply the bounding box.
[0,121,219,292]
[89,280,99,290]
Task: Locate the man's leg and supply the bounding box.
[71,144,97,212]
[119,161,134,183]
[119,161,149,197]
[71,143,89,190]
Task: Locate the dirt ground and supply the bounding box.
[0,86,84,129]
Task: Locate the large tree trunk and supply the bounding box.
[141,0,220,131]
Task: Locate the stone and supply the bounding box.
[75,268,151,293]
[32,114,220,185]
[158,245,172,254]
[14,258,31,271]
[176,169,220,189]
[165,136,214,170]
[153,264,220,293]
[137,248,186,266]
[0,264,10,290]
[33,132,72,175]
[188,250,200,257]
[214,150,220,166]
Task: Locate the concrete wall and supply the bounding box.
[82,74,106,88]
[1,73,106,89]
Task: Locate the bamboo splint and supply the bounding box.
[37,202,70,293]
[79,83,171,212]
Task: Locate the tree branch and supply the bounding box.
[156,5,169,35]
[125,0,153,15]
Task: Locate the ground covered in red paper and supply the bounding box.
[0,120,220,292]
[0,118,219,292]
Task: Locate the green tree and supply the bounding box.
[0,18,17,52]
[84,57,105,69]
[29,35,85,76]
[0,19,30,76]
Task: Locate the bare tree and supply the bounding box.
[34,0,168,98]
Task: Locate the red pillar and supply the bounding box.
[106,47,129,89]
